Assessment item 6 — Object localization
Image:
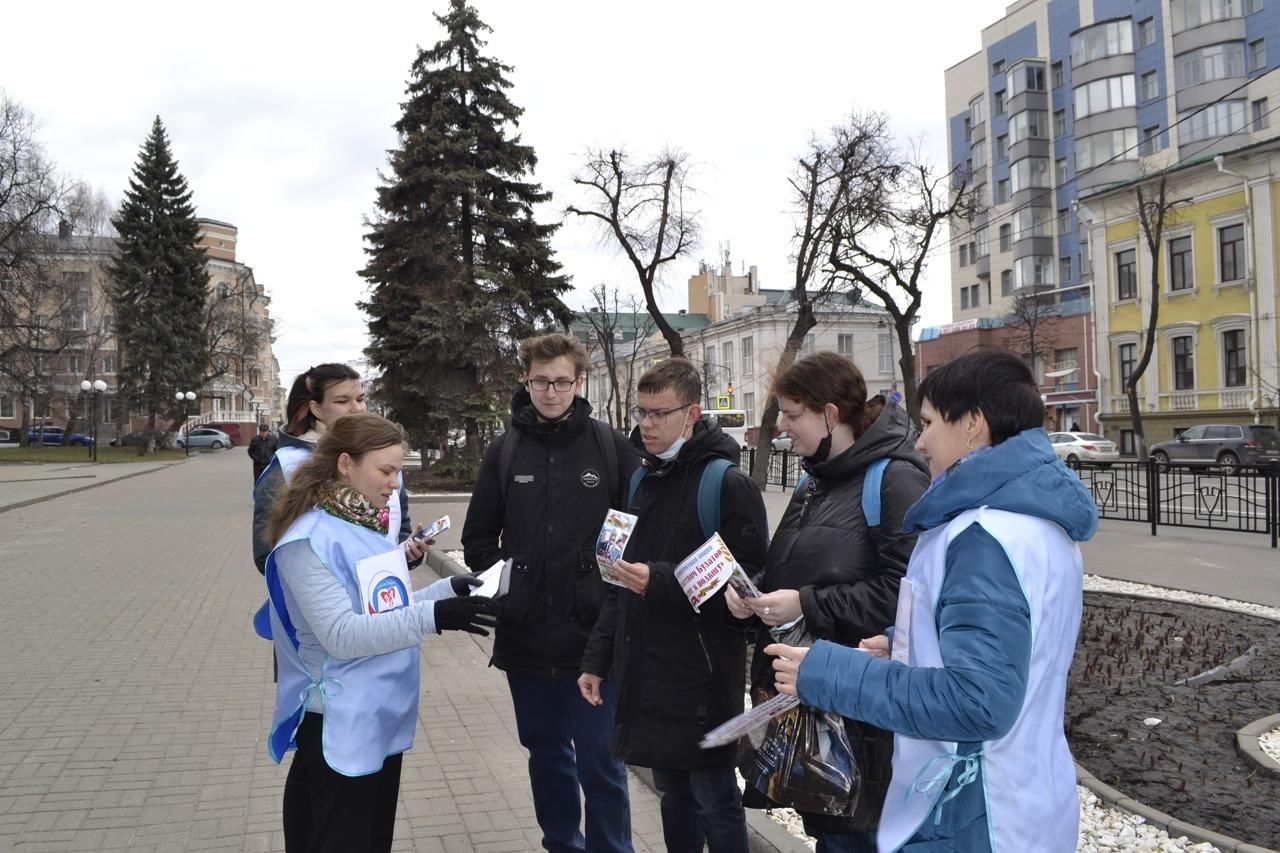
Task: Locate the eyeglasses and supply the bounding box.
[630,403,693,425]
[527,378,576,393]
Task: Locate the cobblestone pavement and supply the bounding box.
[0,452,674,852]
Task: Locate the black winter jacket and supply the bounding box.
[581,419,769,771]
[745,402,929,833]
[462,392,638,678]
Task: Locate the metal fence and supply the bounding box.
[1070,460,1280,547]
[737,447,804,490]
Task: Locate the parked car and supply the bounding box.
[771,434,793,451]
[176,427,232,450]
[25,425,95,446]
[202,422,243,445]
[1149,424,1280,474]
[110,430,170,448]
[1049,432,1119,466]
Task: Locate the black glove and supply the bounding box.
[450,575,483,596]
[434,595,500,636]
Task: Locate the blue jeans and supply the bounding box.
[814,830,877,853]
[507,673,633,853]
[650,767,747,853]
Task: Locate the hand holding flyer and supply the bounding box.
[595,509,638,587]
[414,514,450,541]
[673,533,760,612]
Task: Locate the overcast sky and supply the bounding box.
[1,0,1010,382]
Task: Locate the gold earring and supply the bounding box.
[966,435,976,450]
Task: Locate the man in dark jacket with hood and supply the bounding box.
[463,333,638,853]
[579,357,768,853]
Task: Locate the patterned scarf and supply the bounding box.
[316,481,390,534]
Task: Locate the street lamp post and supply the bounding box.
[79,379,107,462]
[175,390,196,457]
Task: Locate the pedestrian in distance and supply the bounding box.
[579,357,769,853]
[768,348,1099,853]
[461,333,639,853]
[248,423,278,483]
[729,352,929,853]
[262,412,500,853]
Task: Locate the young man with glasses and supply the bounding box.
[462,333,637,853]
[579,357,768,853]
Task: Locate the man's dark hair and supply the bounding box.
[519,333,588,375]
[637,357,702,404]
[917,348,1044,445]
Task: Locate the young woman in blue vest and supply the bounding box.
[263,413,499,853]
[768,349,1098,853]
[727,352,929,853]
[252,364,426,576]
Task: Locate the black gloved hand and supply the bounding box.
[434,595,500,636]
[450,575,483,596]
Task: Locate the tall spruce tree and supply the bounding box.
[108,117,209,444]
[361,0,571,468]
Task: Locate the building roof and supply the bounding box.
[569,310,710,344]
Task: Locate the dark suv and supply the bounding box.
[1149,424,1280,473]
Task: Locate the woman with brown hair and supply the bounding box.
[263,412,498,853]
[727,351,929,852]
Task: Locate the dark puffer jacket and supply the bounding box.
[462,391,637,678]
[581,418,769,771]
[746,402,930,833]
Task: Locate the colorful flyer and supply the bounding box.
[674,532,750,612]
[417,514,450,541]
[595,509,638,587]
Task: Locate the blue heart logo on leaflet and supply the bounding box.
[367,572,409,614]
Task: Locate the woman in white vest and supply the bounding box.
[768,349,1098,853]
[253,363,427,576]
[263,413,499,853]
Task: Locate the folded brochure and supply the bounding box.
[674,532,761,612]
[595,508,638,587]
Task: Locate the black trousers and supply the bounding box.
[283,712,403,853]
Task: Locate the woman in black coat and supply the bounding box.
[728,353,929,853]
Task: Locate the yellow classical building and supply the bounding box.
[1081,139,1280,453]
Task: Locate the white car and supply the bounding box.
[1049,431,1119,466]
[771,434,792,451]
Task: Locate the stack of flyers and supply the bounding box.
[414,514,451,541]
[595,509,638,587]
[674,533,761,611]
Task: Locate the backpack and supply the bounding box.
[793,456,892,531]
[496,417,622,505]
[627,457,735,540]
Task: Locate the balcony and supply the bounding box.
[1220,389,1251,409]
[1169,392,1199,411]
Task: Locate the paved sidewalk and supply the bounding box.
[0,458,181,514]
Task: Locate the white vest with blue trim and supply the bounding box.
[265,508,419,776]
[877,506,1082,853]
[272,445,403,545]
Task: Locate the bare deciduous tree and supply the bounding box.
[1002,289,1062,386]
[580,283,655,430]
[567,148,699,356]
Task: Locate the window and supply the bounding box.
[1179,100,1247,142]
[1008,109,1049,144]
[721,341,734,376]
[1171,0,1242,33]
[1014,256,1055,289]
[961,287,969,309]
[1172,336,1195,390]
[1139,17,1156,47]
[1223,329,1247,386]
[1175,43,1246,88]
[1141,125,1162,155]
[999,223,1012,251]
[1054,109,1067,136]
[1006,64,1045,98]
[1119,342,1137,387]
[959,244,969,266]
[1058,207,1071,234]
[1052,61,1064,88]
[217,282,231,299]
[837,334,854,359]
[741,336,753,376]
[703,345,715,371]
[1056,157,1068,183]
[1116,248,1137,300]
[971,139,987,171]
[0,394,12,420]
[996,134,1008,160]
[1120,429,1136,455]
[1070,20,1135,66]
[743,392,755,427]
[802,334,816,356]
[878,334,894,373]
[1169,235,1194,291]
[1141,70,1159,101]
[1073,74,1137,118]
[995,90,1006,114]
[1075,128,1139,170]
[1013,206,1049,240]
[1253,98,1270,129]
[993,59,1005,74]
[970,95,985,127]
[964,117,972,141]
[1010,157,1050,193]
[68,355,82,375]
[1001,269,1014,296]
[975,226,989,258]
[102,355,115,374]
[1219,223,1245,281]
[970,284,981,307]
[1245,0,1264,13]
[1251,38,1267,71]
[996,178,1010,203]
[1060,256,1073,284]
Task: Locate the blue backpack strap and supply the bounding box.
[793,472,809,495]
[697,457,735,539]
[627,466,647,511]
[861,457,892,529]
